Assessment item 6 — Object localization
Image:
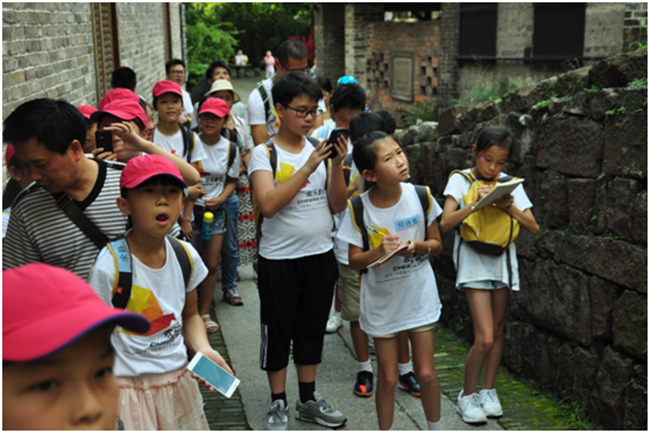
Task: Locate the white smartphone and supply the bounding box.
[187,352,240,398]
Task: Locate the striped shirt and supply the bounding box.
[3,159,181,279]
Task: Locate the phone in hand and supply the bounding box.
[95,130,113,153]
[326,128,350,159]
[187,352,240,398]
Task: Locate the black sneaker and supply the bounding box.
[398,372,421,397]
[353,371,374,397]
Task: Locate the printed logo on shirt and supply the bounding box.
[197,160,210,178]
[367,226,391,249]
[121,285,176,336]
[394,214,420,232]
[276,162,309,189]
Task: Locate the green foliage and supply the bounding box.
[634,108,645,113]
[597,172,606,181]
[404,101,437,126]
[557,398,591,430]
[532,100,551,110]
[604,233,619,241]
[605,106,627,116]
[450,75,533,107]
[627,76,648,87]
[584,85,600,93]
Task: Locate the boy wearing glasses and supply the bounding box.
[249,73,349,430]
[166,59,194,125]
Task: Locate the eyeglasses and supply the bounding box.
[283,105,323,118]
[170,70,185,75]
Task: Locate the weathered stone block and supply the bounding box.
[536,116,604,177]
[555,66,591,96]
[631,191,646,245]
[533,171,569,229]
[501,84,537,113]
[518,260,592,346]
[602,112,647,180]
[475,99,501,122]
[612,290,647,361]
[503,113,537,165]
[556,343,600,407]
[590,88,618,121]
[604,177,640,239]
[590,277,622,342]
[588,346,636,429]
[623,365,648,430]
[567,179,596,234]
[414,122,438,143]
[438,105,471,136]
[562,91,590,117]
[589,50,648,89]
[561,236,647,293]
[457,107,478,132]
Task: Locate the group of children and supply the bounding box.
[3,62,539,431]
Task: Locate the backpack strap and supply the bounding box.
[257,82,272,123]
[168,236,193,289]
[343,153,354,187]
[348,196,369,275]
[448,169,475,183]
[179,124,190,162]
[107,238,132,309]
[413,185,432,230]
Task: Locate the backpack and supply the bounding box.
[348,185,432,274]
[179,124,197,163]
[106,236,193,309]
[257,82,280,134]
[252,136,326,240]
[448,170,521,256]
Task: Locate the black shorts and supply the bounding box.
[258,250,338,371]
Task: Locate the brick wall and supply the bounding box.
[438,3,460,108]
[365,21,441,122]
[624,2,648,46]
[344,4,384,86]
[2,3,97,116]
[584,3,626,58]
[313,3,346,83]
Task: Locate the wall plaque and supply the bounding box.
[390,52,414,102]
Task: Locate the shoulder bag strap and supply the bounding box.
[108,238,132,309]
[52,192,108,249]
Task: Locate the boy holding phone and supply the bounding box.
[249,72,349,430]
[3,263,150,430]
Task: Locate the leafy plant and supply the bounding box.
[597,172,606,181]
[627,77,648,86]
[584,85,600,93]
[404,101,437,126]
[605,107,627,116]
[532,100,550,110]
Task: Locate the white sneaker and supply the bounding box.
[479,388,503,417]
[325,315,343,333]
[456,390,487,423]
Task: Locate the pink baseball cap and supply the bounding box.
[99,88,140,109]
[199,97,230,118]
[5,143,15,166]
[76,105,98,120]
[3,264,150,362]
[90,99,148,129]
[152,80,183,98]
[120,154,187,192]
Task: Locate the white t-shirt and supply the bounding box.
[2,207,10,238]
[152,128,207,164]
[196,136,240,207]
[248,78,327,139]
[182,89,194,118]
[443,169,533,291]
[88,237,208,376]
[337,183,443,336]
[248,138,333,259]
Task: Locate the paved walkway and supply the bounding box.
[199,265,583,430]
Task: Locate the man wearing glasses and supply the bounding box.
[248,40,328,146]
[165,59,194,126]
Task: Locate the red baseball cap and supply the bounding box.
[5,143,15,166]
[3,264,151,362]
[152,80,183,98]
[76,105,98,120]
[120,154,187,192]
[99,88,140,109]
[199,97,230,118]
[90,99,148,129]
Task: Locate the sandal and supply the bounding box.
[200,314,219,333]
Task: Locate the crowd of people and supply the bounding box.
[2,39,539,431]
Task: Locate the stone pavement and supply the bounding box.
[199,265,582,430]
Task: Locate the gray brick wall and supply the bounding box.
[314,3,346,83]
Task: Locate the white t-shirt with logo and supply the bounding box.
[196,136,240,207]
[88,237,208,376]
[248,138,333,260]
[152,128,207,163]
[443,169,533,291]
[336,183,443,336]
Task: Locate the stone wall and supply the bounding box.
[398,50,647,430]
[313,3,346,84]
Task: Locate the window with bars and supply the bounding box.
[532,3,586,61]
[459,3,497,60]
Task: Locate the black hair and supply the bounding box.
[165,59,185,74]
[4,99,86,155]
[272,72,323,108]
[120,175,185,199]
[330,83,366,114]
[276,40,308,66]
[111,67,137,91]
[352,130,395,174]
[205,60,232,81]
[475,125,513,154]
[349,112,385,144]
[375,110,397,135]
[317,76,333,94]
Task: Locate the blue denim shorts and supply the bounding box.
[193,205,226,236]
[459,280,507,290]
